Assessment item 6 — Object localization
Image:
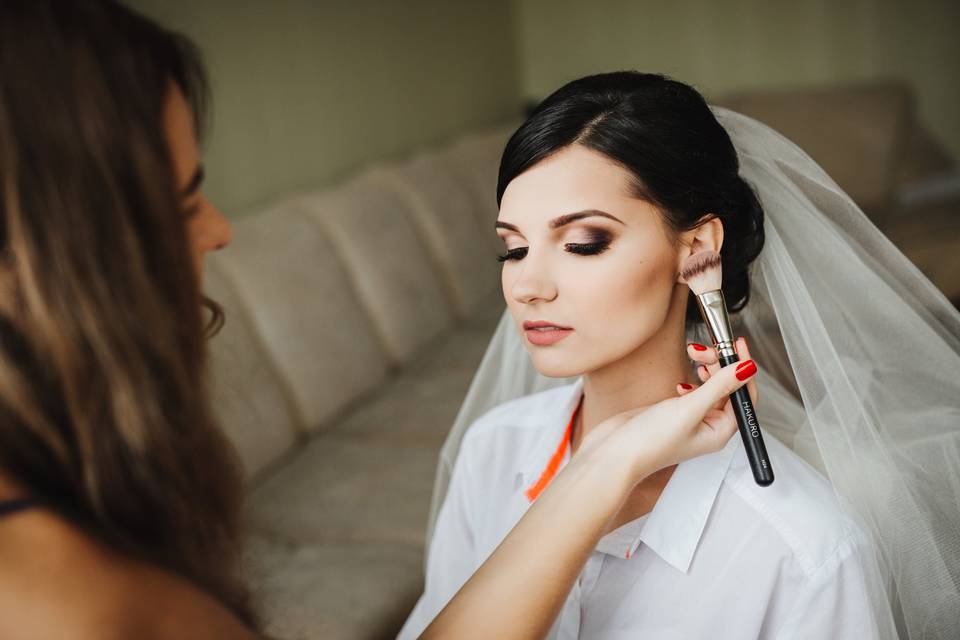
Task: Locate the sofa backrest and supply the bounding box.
[206,122,515,480]
[718,81,912,215]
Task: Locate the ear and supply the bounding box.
[676,215,724,283]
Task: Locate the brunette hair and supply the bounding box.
[0,0,253,626]
[498,71,765,324]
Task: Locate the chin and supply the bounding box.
[527,349,596,379]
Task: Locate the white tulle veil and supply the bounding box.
[427,107,960,639]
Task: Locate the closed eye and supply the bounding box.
[497,240,612,262]
[565,241,610,256]
[497,247,528,262]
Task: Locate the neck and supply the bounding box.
[575,287,695,445]
[569,286,695,530]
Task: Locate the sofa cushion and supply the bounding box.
[896,123,956,190]
[717,81,911,214]
[880,199,960,303]
[294,174,455,365]
[212,206,390,433]
[368,153,500,317]
[441,124,517,253]
[247,434,440,548]
[205,259,301,479]
[246,536,422,640]
[332,296,504,448]
[246,297,504,546]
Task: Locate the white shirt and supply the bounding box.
[399,380,880,640]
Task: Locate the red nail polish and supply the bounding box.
[689,343,708,351]
[735,359,756,380]
[679,383,693,390]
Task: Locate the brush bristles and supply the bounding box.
[680,250,722,295]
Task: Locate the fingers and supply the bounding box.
[678,378,728,412]
[679,358,757,422]
[687,342,719,378]
[686,342,719,363]
[689,337,753,368]
[688,338,757,400]
[696,406,741,453]
[695,364,710,383]
[735,337,759,406]
[682,337,760,409]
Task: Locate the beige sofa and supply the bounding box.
[205,81,958,640]
[205,123,513,639]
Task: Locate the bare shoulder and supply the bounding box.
[0,509,258,639]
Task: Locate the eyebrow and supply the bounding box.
[495,209,625,232]
[180,164,205,198]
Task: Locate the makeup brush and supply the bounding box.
[681,250,774,486]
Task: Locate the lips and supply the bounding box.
[523,320,573,346]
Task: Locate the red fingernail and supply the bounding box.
[679,383,693,390]
[689,343,708,351]
[735,359,756,380]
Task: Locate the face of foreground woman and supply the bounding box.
[163,84,232,282]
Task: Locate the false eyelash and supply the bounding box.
[497,247,529,262]
[565,241,611,256]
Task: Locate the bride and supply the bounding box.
[403,72,960,639]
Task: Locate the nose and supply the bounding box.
[205,199,232,253]
[509,251,557,305]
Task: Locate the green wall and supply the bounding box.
[132,0,957,216]
[514,0,960,158]
[131,0,522,215]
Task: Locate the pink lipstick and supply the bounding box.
[523,320,573,346]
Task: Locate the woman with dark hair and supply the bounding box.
[400,72,928,639]
[0,3,762,638]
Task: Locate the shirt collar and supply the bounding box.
[607,436,738,571]
[517,378,583,500]
[517,377,738,573]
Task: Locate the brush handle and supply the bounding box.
[719,353,774,486]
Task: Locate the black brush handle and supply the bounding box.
[719,353,774,486]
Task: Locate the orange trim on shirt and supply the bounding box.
[524,397,582,502]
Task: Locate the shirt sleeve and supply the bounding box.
[397,437,479,640]
[774,535,883,640]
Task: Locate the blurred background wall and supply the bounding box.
[131,0,522,215]
[131,0,958,216]
[126,3,957,636]
[514,0,960,158]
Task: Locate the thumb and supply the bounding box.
[680,359,757,420]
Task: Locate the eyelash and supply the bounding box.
[496,241,611,262]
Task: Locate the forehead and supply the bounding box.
[498,145,638,223]
[162,84,199,185]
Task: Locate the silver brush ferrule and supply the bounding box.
[695,289,737,359]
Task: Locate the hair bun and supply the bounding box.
[712,176,765,319]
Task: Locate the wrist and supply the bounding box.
[592,429,656,492]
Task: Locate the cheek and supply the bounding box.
[568,247,679,370]
[582,253,673,319]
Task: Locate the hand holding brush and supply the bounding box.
[679,250,775,486]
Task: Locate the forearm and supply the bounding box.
[423,438,639,639]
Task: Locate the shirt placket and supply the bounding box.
[552,550,605,639]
